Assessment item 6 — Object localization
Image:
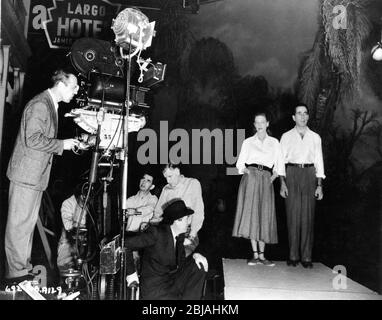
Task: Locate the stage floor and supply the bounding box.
[223,259,382,300]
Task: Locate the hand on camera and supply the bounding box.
[63,138,80,150]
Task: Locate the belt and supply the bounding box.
[245,163,273,174]
[287,163,314,168]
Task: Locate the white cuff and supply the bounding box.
[126,272,139,286]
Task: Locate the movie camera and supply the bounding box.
[66,37,165,153]
[66,6,166,152]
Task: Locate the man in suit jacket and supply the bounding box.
[125,199,208,300]
[4,69,80,283]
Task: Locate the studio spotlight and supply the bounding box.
[372,22,382,62]
[111,7,155,58]
[371,42,382,61]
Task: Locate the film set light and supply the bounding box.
[111,7,163,84]
[111,7,158,300]
[371,42,382,61]
[372,21,382,61]
[111,7,155,59]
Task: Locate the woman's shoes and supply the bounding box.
[258,252,275,267]
[247,251,259,266]
[247,252,276,267]
[247,257,260,266]
[259,258,275,267]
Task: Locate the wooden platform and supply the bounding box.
[223,259,382,300]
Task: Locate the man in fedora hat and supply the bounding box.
[151,163,205,257]
[124,199,208,300]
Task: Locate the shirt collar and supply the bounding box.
[167,175,185,189]
[48,89,59,111]
[170,226,178,244]
[137,190,150,198]
[293,126,310,135]
[253,133,269,141]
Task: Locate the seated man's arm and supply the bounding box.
[191,230,212,271]
[189,179,205,238]
[192,253,208,272]
[125,225,158,250]
[151,191,166,223]
[124,226,158,281]
[136,195,158,218]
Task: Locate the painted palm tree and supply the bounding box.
[298,0,382,199]
[297,0,375,136]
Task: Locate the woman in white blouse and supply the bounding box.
[232,113,285,266]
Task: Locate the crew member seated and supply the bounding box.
[125,199,208,300]
[151,163,205,257]
[125,171,158,233]
[57,184,88,271]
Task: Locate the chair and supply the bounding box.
[202,269,221,300]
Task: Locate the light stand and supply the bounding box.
[118,53,131,300]
[111,7,156,300]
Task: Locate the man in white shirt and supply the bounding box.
[280,104,325,268]
[150,163,204,256]
[126,172,158,232]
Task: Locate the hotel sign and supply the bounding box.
[28,0,122,49]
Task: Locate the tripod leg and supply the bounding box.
[99,274,107,300]
[118,249,127,300]
[99,274,115,300]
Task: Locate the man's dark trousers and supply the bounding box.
[285,166,316,262]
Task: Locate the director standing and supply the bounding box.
[4,69,80,283]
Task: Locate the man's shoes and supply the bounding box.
[4,274,35,286]
[287,259,299,267]
[247,257,260,266]
[301,261,313,268]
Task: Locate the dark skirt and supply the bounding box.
[232,167,278,243]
